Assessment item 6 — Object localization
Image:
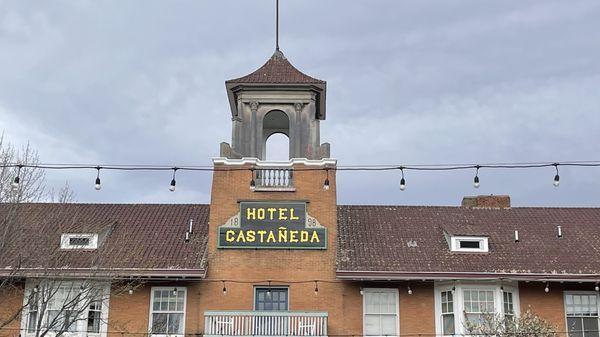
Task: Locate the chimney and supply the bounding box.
[461,195,511,209]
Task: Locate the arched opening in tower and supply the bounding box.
[263,110,290,161]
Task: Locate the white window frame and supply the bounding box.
[148,287,187,337]
[362,288,400,337]
[564,291,600,337]
[253,286,290,311]
[450,236,489,253]
[60,234,98,250]
[20,280,110,337]
[434,282,519,336]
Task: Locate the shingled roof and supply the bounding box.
[0,203,209,278]
[337,205,600,280]
[225,50,327,120]
[226,50,325,85]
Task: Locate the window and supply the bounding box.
[87,300,102,334]
[254,288,288,311]
[149,288,186,336]
[363,288,399,336]
[21,281,109,337]
[435,283,518,336]
[503,291,515,320]
[440,291,455,335]
[449,236,489,252]
[60,234,98,249]
[565,293,599,337]
[27,292,39,333]
[463,289,495,325]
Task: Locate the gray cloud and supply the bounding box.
[0,0,599,206]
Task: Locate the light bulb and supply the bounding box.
[323,178,330,191]
[400,178,406,191]
[172,288,177,296]
[169,179,176,192]
[407,286,413,295]
[553,174,560,187]
[250,179,256,191]
[473,175,480,188]
[94,177,101,190]
[128,288,134,295]
[544,284,550,293]
[595,284,599,292]
[11,176,20,189]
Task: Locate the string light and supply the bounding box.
[128,288,134,295]
[323,169,330,191]
[11,165,22,190]
[473,165,480,188]
[267,280,272,297]
[359,287,364,295]
[544,282,550,293]
[222,281,227,295]
[249,169,256,191]
[399,167,406,191]
[314,280,319,295]
[94,166,102,190]
[595,283,599,292]
[169,167,178,192]
[0,160,596,192]
[407,285,412,295]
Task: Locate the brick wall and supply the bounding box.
[0,282,24,337]
[197,163,363,335]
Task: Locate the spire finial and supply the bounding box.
[275,0,280,51]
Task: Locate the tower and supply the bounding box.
[220,49,330,160]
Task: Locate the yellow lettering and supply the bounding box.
[278,208,288,220]
[236,231,246,242]
[226,230,236,242]
[290,230,299,243]
[257,230,267,242]
[310,231,320,243]
[257,208,265,220]
[246,230,255,242]
[300,231,309,242]
[246,208,256,220]
[267,231,276,243]
[278,227,288,242]
[267,208,277,220]
[290,208,300,220]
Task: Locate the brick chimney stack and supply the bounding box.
[461,195,511,209]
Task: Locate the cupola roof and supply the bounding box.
[226,50,325,85]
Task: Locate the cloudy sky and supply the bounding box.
[1,0,599,206]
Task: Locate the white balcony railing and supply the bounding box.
[254,168,294,190]
[204,311,328,337]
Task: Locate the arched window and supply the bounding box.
[265,133,290,161]
[263,110,290,160]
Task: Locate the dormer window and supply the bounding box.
[450,236,488,253]
[61,234,98,250]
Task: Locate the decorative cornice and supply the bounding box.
[212,157,337,167]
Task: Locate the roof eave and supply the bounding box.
[225,82,326,120]
[336,270,600,282]
[0,268,208,280]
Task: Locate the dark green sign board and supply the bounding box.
[218,201,327,249]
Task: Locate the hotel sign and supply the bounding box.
[218,201,327,249]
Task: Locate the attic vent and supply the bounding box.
[61,234,98,250]
[450,236,488,253]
